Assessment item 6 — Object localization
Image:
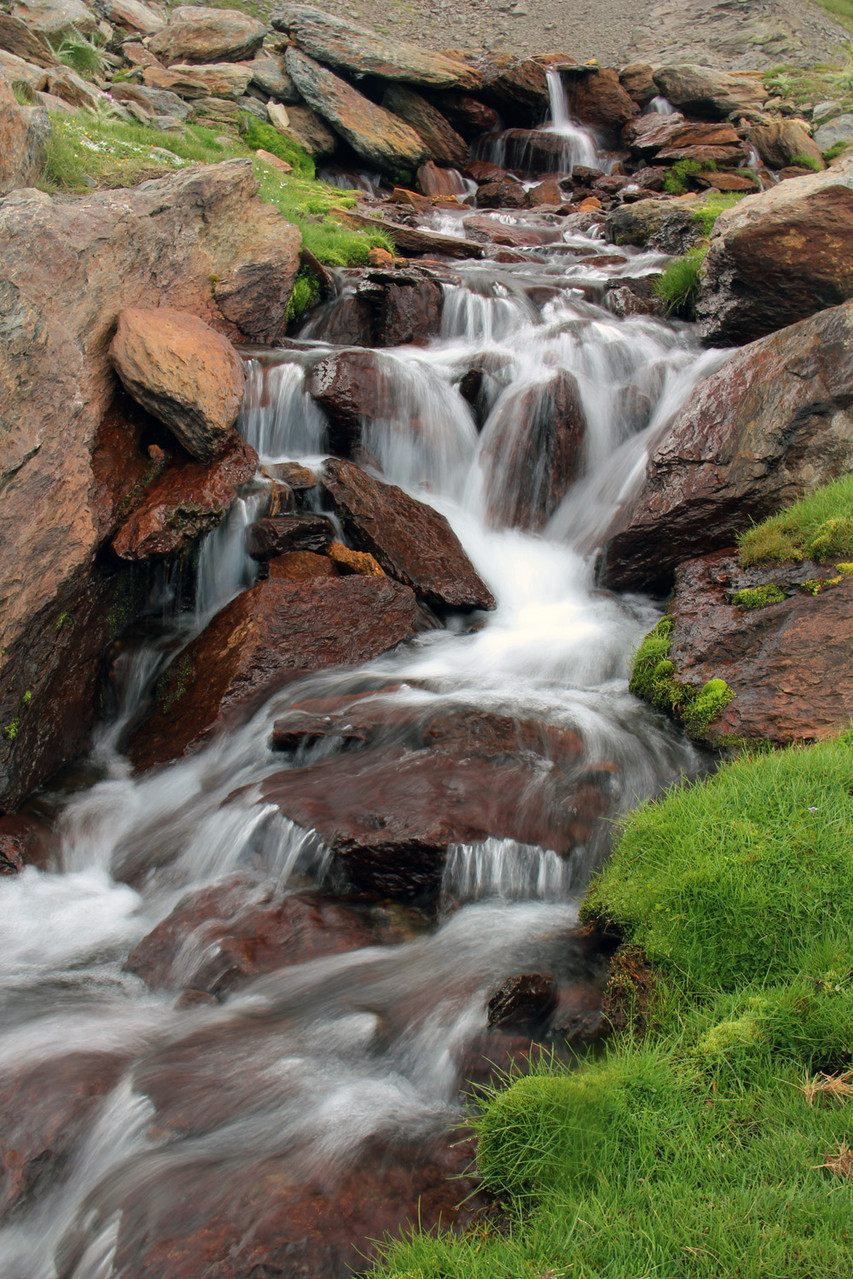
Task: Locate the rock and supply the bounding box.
[652,64,765,119]
[480,369,587,531]
[109,307,245,464]
[476,178,528,209]
[435,92,501,141]
[623,112,740,157]
[245,513,335,560]
[0,1051,126,1218]
[659,550,853,746]
[327,541,384,576]
[129,575,420,769]
[45,65,101,110]
[284,47,426,175]
[268,550,337,581]
[487,973,558,1029]
[0,161,300,810]
[694,170,759,193]
[111,433,257,561]
[604,195,702,253]
[270,101,337,156]
[373,274,444,347]
[0,13,58,66]
[480,53,549,118]
[121,40,162,70]
[10,0,97,40]
[382,85,468,169]
[149,5,265,66]
[247,52,298,101]
[747,119,824,170]
[126,877,391,994]
[108,81,193,121]
[528,177,562,206]
[0,74,49,196]
[101,0,164,37]
[305,348,390,453]
[417,161,466,198]
[697,159,853,344]
[654,141,748,166]
[321,457,495,612]
[0,813,47,872]
[336,207,480,259]
[462,213,565,249]
[0,49,49,91]
[490,126,576,173]
[619,62,657,108]
[142,61,253,100]
[255,146,292,174]
[599,301,853,594]
[272,3,480,90]
[814,114,853,154]
[562,67,639,135]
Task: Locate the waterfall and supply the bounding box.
[544,67,600,169]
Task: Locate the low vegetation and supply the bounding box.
[628,614,734,733]
[371,739,853,1279]
[738,473,853,566]
[653,245,708,318]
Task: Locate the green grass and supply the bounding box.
[53,28,106,78]
[370,740,853,1279]
[653,246,708,318]
[691,191,746,236]
[242,115,316,179]
[811,0,853,34]
[253,161,395,266]
[738,473,853,566]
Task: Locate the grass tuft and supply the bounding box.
[738,473,853,566]
[653,246,707,317]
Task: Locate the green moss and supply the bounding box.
[738,474,853,566]
[155,652,193,713]
[691,192,745,236]
[797,575,842,595]
[823,139,852,161]
[836,561,853,574]
[681,677,736,731]
[285,266,321,323]
[3,717,20,742]
[241,116,316,178]
[55,611,71,631]
[791,152,824,171]
[731,584,786,610]
[663,158,708,194]
[629,615,734,737]
[652,245,707,318]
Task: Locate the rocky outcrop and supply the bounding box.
[657,551,853,746]
[272,3,480,90]
[563,67,639,136]
[11,0,97,40]
[0,74,49,196]
[284,47,427,174]
[651,64,765,118]
[599,302,853,594]
[382,84,469,169]
[129,575,420,769]
[109,307,245,463]
[149,6,266,66]
[0,12,57,65]
[142,61,253,101]
[746,119,824,171]
[697,160,853,345]
[111,434,258,561]
[321,458,496,612]
[0,161,300,811]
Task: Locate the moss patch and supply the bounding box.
[155,652,193,714]
[629,615,735,737]
[731,583,786,610]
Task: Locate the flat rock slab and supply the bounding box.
[665,551,853,746]
[599,300,853,594]
[321,457,495,612]
[245,513,334,560]
[130,575,420,769]
[149,5,265,65]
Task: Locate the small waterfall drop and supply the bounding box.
[544,67,599,169]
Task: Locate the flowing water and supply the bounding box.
[0,101,734,1277]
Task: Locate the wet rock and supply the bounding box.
[660,550,853,746]
[245,513,335,560]
[487,973,558,1029]
[0,75,49,196]
[374,274,444,347]
[262,461,318,492]
[491,126,575,173]
[652,64,765,119]
[604,195,702,252]
[747,119,824,171]
[129,575,420,769]
[435,92,501,141]
[623,112,740,156]
[0,13,58,66]
[338,207,480,259]
[0,1052,126,1219]
[383,84,468,168]
[563,67,639,136]
[417,160,465,198]
[654,142,749,167]
[267,550,338,582]
[126,876,395,995]
[528,177,563,206]
[619,62,657,108]
[476,178,528,209]
[462,213,564,248]
[599,301,853,594]
[305,348,390,452]
[11,0,97,40]
[149,6,265,66]
[480,369,587,531]
[327,541,385,577]
[698,160,853,344]
[321,457,496,612]
[142,61,253,100]
[285,46,427,175]
[112,433,257,561]
[465,158,507,183]
[480,53,549,118]
[273,4,480,90]
[109,307,245,464]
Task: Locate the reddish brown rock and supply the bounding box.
[652,65,765,120]
[563,67,639,135]
[529,177,563,206]
[662,551,853,745]
[110,307,245,464]
[129,575,420,769]
[0,12,58,66]
[462,214,565,248]
[305,348,391,453]
[0,74,49,196]
[0,813,50,872]
[491,126,576,173]
[436,92,501,140]
[487,973,559,1029]
[383,84,468,168]
[267,550,338,582]
[245,513,335,560]
[656,143,749,166]
[694,170,759,193]
[465,159,507,183]
[599,301,853,594]
[697,160,853,344]
[111,433,257,561]
[480,369,587,531]
[623,112,740,156]
[417,160,466,198]
[149,6,265,66]
[476,178,529,209]
[619,62,657,108]
[480,54,549,118]
[321,457,495,612]
[142,60,252,100]
[373,274,444,347]
[747,119,824,171]
[0,1052,126,1218]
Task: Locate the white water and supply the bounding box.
[484,69,599,175]
[0,197,725,1276]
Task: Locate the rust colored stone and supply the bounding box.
[267,551,338,582]
[244,513,335,560]
[327,541,385,577]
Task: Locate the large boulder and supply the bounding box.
[111,434,258,561]
[652,64,765,119]
[604,195,703,253]
[623,113,741,157]
[0,74,49,196]
[284,47,427,174]
[129,575,420,769]
[0,13,58,66]
[0,49,50,92]
[100,0,164,37]
[746,119,824,171]
[562,67,639,135]
[0,161,300,811]
[697,159,853,345]
[142,62,253,101]
[149,6,265,65]
[109,307,245,464]
[382,85,468,169]
[655,551,853,747]
[10,0,97,40]
[321,457,496,612]
[272,3,480,90]
[814,115,853,154]
[599,301,853,595]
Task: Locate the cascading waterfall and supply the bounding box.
[543,67,600,169]
[0,195,724,1278]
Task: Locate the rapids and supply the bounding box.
[0,80,731,1278]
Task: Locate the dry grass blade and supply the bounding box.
[815,1139,853,1181]
[801,1070,853,1107]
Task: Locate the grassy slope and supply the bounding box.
[371,740,853,1279]
[738,473,853,567]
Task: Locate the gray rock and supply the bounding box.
[815,114,853,154]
